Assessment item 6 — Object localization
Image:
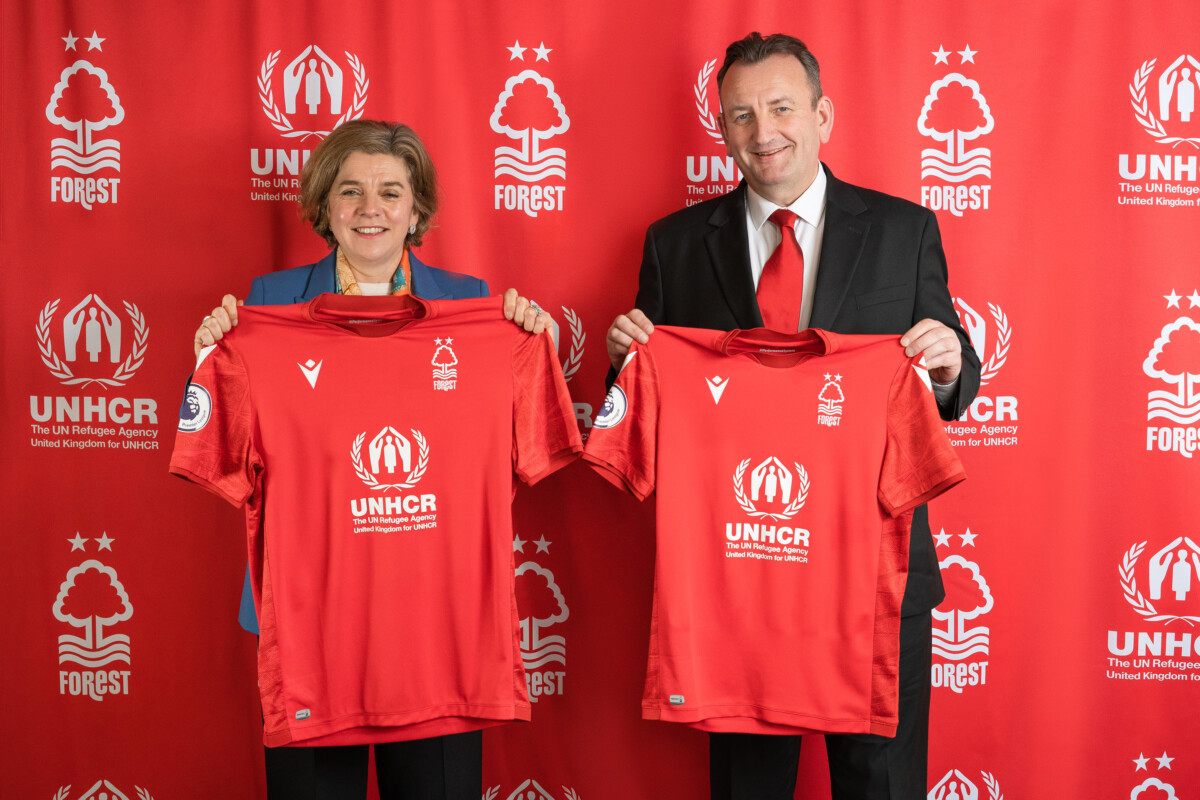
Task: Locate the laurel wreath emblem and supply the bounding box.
[53,788,70,800]
[562,788,582,800]
[37,299,149,388]
[978,302,1011,386]
[137,788,155,800]
[1130,59,1200,148]
[733,459,809,520]
[351,429,430,491]
[560,306,586,383]
[981,771,1003,800]
[695,59,724,144]
[258,50,369,141]
[1121,542,1200,625]
[483,789,498,800]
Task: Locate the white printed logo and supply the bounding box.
[817,373,844,425]
[558,307,585,383]
[1108,538,1200,681]
[928,769,1003,800]
[54,534,132,702]
[351,426,430,490]
[557,307,593,437]
[593,385,628,429]
[918,46,992,217]
[685,57,742,206]
[491,42,568,218]
[932,528,992,694]
[177,384,212,433]
[1131,56,1200,145]
[706,375,729,404]
[484,780,582,800]
[1120,537,1200,625]
[732,457,809,520]
[298,358,323,388]
[514,536,569,704]
[955,298,1010,386]
[52,780,157,800]
[257,45,367,141]
[1144,293,1200,458]
[37,295,149,388]
[47,32,123,209]
[947,296,1019,440]
[432,338,459,390]
[1130,751,1181,800]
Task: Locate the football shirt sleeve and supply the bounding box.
[168,343,260,506]
[511,330,584,485]
[878,355,966,516]
[581,343,659,501]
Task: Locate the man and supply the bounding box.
[606,32,981,800]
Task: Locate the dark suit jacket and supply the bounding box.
[631,166,980,615]
[236,248,490,633]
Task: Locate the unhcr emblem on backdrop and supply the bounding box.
[491,41,569,218]
[1119,54,1200,207]
[47,31,122,209]
[31,294,160,452]
[684,55,743,206]
[918,45,993,217]
[250,44,368,201]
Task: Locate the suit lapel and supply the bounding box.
[704,184,763,329]
[809,167,870,331]
[296,250,338,302]
[408,251,450,300]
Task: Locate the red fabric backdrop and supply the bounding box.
[3,1,1197,797]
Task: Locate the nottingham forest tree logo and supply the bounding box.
[432,338,459,391]
[46,32,123,209]
[37,294,149,388]
[55,533,132,702]
[918,46,993,217]
[932,528,993,693]
[817,373,844,426]
[491,41,568,218]
[1144,291,1200,458]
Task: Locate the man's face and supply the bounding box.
[718,53,833,206]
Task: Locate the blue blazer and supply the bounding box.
[237,248,489,633]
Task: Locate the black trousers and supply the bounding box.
[263,730,482,800]
[710,612,933,800]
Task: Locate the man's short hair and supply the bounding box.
[717,32,822,107]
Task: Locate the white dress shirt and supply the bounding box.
[743,165,958,402]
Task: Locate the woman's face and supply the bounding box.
[327,151,421,277]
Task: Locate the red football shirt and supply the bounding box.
[169,294,582,746]
[582,327,964,737]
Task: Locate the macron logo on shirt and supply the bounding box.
[706,376,729,404]
[298,358,323,389]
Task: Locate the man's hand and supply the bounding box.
[194,294,242,358]
[503,288,556,347]
[900,318,962,384]
[606,309,655,370]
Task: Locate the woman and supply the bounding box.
[191,120,552,799]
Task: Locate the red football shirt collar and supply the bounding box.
[305,292,435,337]
[715,327,834,368]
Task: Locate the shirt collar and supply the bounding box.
[745,164,828,231]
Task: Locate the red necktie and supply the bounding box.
[757,208,804,333]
